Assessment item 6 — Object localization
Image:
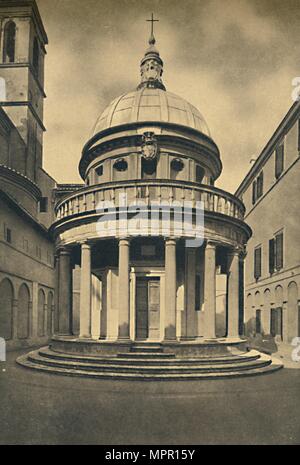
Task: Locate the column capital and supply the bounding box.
[227,246,243,258]
[56,245,72,256]
[119,237,130,246]
[165,237,177,246]
[205,240,217,250]
[80,240,92,250]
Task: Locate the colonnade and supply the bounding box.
[55,239,242,341]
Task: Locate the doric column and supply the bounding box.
[227,248,240,338]
[79,242,92,338]
[118,238,130,339]
[186,248,196,338]
[164,238,177,340]
[58,247,72,335]
[204,241,216,338]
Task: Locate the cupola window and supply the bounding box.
[114,158,128,172]
[170,158,184,180]
[196,165,205,183]
[95,164,103,177]
[142,158,156,179]
[3,21,16,63]
[171,158,184,171]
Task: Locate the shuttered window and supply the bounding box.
[275,232,283,270]
[257,171,264,198]
[275,144,284,179]
[252,180,257,205]
[269,238,275,274]
[269,232,284,273]
[254,247,262,280]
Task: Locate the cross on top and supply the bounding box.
[146,13,159,37]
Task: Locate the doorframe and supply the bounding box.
[130,266,165,341]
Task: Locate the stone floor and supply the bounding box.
[0,347,300,445]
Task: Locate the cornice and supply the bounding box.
[0,63,46,97]
[0,189,51,239]
[0,101,46,131]
[0,163,41,199]
[79,125,222,180]
[236,100,300,197]
[50,207,252,243]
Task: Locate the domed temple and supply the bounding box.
[18,26,282,379]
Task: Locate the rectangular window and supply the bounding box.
[275,232,283,271]
[275,144,284,179]
[269,238,275,274]
[39,197,48,213]
[196,165,205,183]
[269,231,284,273]
[6,227,12,243]
[23,237,29,252]
[252,180,257,205]
[257,171,264,198]
[254,246,262,280]
[36,245,41,259]
[195,274,201,310]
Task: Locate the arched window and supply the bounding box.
[3,21,16,63]
[33,37,39,73]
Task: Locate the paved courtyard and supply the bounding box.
[0,348,299,445]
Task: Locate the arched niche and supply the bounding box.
[38,289,46,337]
[0,278,14,340]
[17,284,30,339]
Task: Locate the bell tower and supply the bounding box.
[0,0,47,182]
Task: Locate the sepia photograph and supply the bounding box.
[0,0,299,449]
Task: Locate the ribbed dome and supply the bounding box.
[92,88,211,137]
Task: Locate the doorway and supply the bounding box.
[135,277,160,340]
[270,307,282,339]
[255,309,262,334]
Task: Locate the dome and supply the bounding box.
[92,87,211,137]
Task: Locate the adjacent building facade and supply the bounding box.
[0,0,56,350]
[236,100,300,343]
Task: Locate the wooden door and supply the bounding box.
[135,278,160,340]
[148,279,160,340]
[136,279,148,339]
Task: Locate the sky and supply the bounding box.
[36,0,300,193]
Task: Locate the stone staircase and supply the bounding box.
[17,343,283,380]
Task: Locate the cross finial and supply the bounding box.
[146,13,159,44]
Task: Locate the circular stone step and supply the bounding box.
[16,346,283,380]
